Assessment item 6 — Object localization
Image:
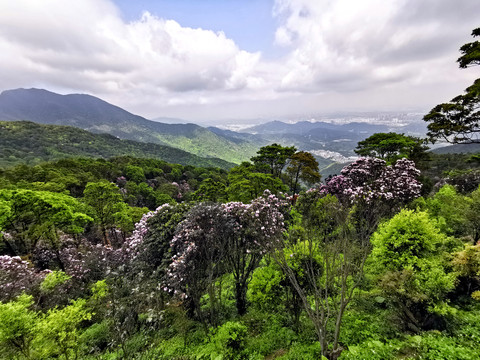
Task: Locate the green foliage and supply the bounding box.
[124,165,145,183]
[423,185,471,238]
[35,298,92,360]
[403,332,480,360]
[285,151,321,194]
[91,280,109,301]
[227,162,288,202]
[200,321,249,360]
[278,342,324,360]
[424,28,480,144]
[0,294,37,359]
[40,270,72,293]
[340,339,399,360]
[250,143,296,177]
[247,262,284,310]
[194,178,227,202]
[371,209,457,331]
[371,209,445,271]
[0,189,93,255]
[457,27,480,69]
[79,321,110,356]
[0,120,234,169]
[83,181,126,245]
[355,132,429,165]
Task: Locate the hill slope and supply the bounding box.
[0,121,234,169]
[0,88,261,163]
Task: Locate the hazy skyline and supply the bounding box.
[0,0,479,124]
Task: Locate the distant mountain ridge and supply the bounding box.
[0,88,261,164]
[0,120,234,169]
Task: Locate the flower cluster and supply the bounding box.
[0,255,49,301]
[32,236,121,282]
[167,191,288,297]
[171,180,190,200]
[307,157,422,205]
[123,203,173,260]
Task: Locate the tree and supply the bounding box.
[286,151,321,194]
[227,162,287,203]
[0,189,92,256]
[83,181,125,247]
[271,158,422,359]
[424,27,480,144]
[271,194,365,360]
[371,209,456,332]
[0,294,37,359]
[167,193,287,317]
[250,144,296,178]
[193,178,227,202]
[458,27,480,68]
[35,298,92,360]
[354,132,429,165]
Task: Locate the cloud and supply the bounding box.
[0,0,265,107]
[273,0,480,94]
[0,0,479,121]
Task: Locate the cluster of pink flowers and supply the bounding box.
[0,255,50,301]
[171,180,190,200]
[123,203,173,260]
[166,191,288,296]
[310,157,422,205]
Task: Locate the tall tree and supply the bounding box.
[0,189,92,256]
[354,132,429,165]
[250,144,296,178]
[424,27,480,144]
[227,162,287,203]
[286,151,321,194]
[83,181,125,247]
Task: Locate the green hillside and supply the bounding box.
[0,88,261,164]
[0,121,234,169]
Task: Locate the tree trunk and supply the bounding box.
[235,282,247,315]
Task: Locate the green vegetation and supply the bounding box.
[355,132,429,165]
[0,89,261,164]
[424,27,480,144]
[2,135,480,359]
[0,121,234,169]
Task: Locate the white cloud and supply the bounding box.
[273,0,480,96]
[0,0,479,122]
[0,0,266,110]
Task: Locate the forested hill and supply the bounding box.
[0,121,234,169]
[0,88,261,164]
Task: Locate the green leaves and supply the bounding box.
[0,189,93,255]
[0,294,37,359]
[425,27,480,144]
[354,132,429,165]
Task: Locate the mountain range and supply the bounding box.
[0,88,261,164]
[0,121,233,169]
[2,88,459,176]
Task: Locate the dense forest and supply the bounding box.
[0,121,233,170]
[1,136,480,359]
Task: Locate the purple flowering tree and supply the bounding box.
[274,158,422,360]
[0,255,49,302]
[167,191,288,318]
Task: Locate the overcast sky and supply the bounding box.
[0,0,479,124]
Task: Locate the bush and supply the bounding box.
[278,342,324,360]
[340,339,400,360]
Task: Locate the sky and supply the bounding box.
[0,0,479,124]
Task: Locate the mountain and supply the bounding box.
[241,120,391,160]
[431,143,480,155]
[0,88,261,164]
[0,121,234,169]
